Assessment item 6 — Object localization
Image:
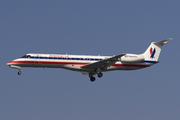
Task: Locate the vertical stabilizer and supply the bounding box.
[142,38,172,61]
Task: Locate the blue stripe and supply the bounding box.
[28,56,102,61]
[142,61,158,63]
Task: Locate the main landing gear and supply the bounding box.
[89,72,103,82]
[90,77,96,82]
[97,72,103,78]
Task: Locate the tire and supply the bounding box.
[90,77,95,82]
[98,73,103,78]
[18,71,21,75]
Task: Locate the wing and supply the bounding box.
[81,54,125,70]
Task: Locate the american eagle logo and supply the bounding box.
[150,47,156,58]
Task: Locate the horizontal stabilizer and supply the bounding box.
[153,38,173,47]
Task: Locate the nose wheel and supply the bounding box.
[18,71,22,75]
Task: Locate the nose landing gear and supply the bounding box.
[9,65,22,75]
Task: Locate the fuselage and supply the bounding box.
[7,53,155,73]
[6,39,172,82]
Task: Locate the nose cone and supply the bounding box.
[7,60,21,70]
[7,59,18,66]
[7,61,12,66]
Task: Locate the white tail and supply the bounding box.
[142,38,172,61]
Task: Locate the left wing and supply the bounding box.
[81,54,125,70]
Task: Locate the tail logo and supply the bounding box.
[150,47,156,58]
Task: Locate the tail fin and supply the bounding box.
[142,38,172,61]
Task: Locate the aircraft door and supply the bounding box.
[87,57,90,63]
[34,54,40,64]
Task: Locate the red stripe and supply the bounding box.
[9,61,88,65]
[9,60,149,68]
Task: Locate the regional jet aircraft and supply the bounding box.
[7,39,172,82]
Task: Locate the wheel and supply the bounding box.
[18,71,21,75]
[90,77,96,82]
[98,73,103,78]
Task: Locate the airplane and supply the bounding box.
[7,39,172,82]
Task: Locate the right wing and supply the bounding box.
[81,54,125,70]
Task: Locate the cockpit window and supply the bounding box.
[21,55,31,58]
[27,55,31,58]
[21,55,27,58]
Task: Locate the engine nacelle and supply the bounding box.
[121,54,145,63]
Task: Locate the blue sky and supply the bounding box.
[1,0,179,120]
